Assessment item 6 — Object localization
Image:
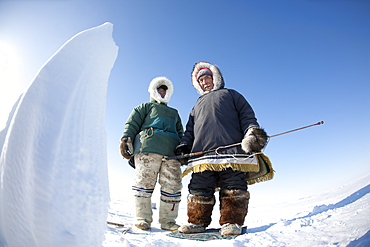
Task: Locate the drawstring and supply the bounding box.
[214,143,263,161]
[215,147,262,161]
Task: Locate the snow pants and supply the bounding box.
[133,153,182,202]
[188,168,248,197]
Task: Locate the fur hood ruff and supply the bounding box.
[191,61,225,95]
[148,76,173,104]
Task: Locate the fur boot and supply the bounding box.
[219,190,250,227]
[159,200,180,231]
[178,194,215,233]
[134,196,153,230]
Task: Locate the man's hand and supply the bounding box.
[120,137,133,159]
[175,142,191,165]
[241,128,268,153]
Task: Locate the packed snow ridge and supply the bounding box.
[0,22,118,247]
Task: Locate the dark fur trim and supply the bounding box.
[219,190,249,226]
[251,127,268,149]
[242,127,268,153]
[220,189,250,199]
[188,194,215,204]
[187,195,215,226]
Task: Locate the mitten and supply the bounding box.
[120,136,133,159]
[175,142,191,165]
[241,127,268,153]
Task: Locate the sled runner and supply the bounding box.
[167,227,247,241]
[107,221,126,227]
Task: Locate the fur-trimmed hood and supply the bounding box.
[148,76,173,104]
[191,61,225,95]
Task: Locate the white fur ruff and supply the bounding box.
[191,62,223,95]
[148,76,173,104]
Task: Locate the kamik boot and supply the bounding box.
[134,196,153,230]
[178,194,215,234]
[159,200,180,231]
[219,189,250,236]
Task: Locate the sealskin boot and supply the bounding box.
[134,196,153,230]
[159,200,180,231]
[178,194,215,234]
[219,189,250,236]
[220,223,242,236]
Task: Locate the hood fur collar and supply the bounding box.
[148,76,173,104]
[191,61,224,95]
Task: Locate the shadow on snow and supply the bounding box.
[248,183,370,234]
[346,229,370,247]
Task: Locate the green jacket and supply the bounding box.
[123,98,183,157]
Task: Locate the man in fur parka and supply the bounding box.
[120,77,184,231]
[176,62,268,236]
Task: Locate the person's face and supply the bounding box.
[157,88,166,98]
[198,74,214,92]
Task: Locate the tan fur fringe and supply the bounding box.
[181,163,259,178]
[247,153,275,185]
[180,153,275,186]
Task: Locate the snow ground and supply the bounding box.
[104,173,370,247]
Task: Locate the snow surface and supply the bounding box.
[0,23,118,247]
[105,173,370,247]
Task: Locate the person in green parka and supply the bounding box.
[120,76,184,231]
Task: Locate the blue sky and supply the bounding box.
[1,0,369,202]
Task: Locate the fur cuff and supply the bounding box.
[220,190,250,199]
[188,194,215,205]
